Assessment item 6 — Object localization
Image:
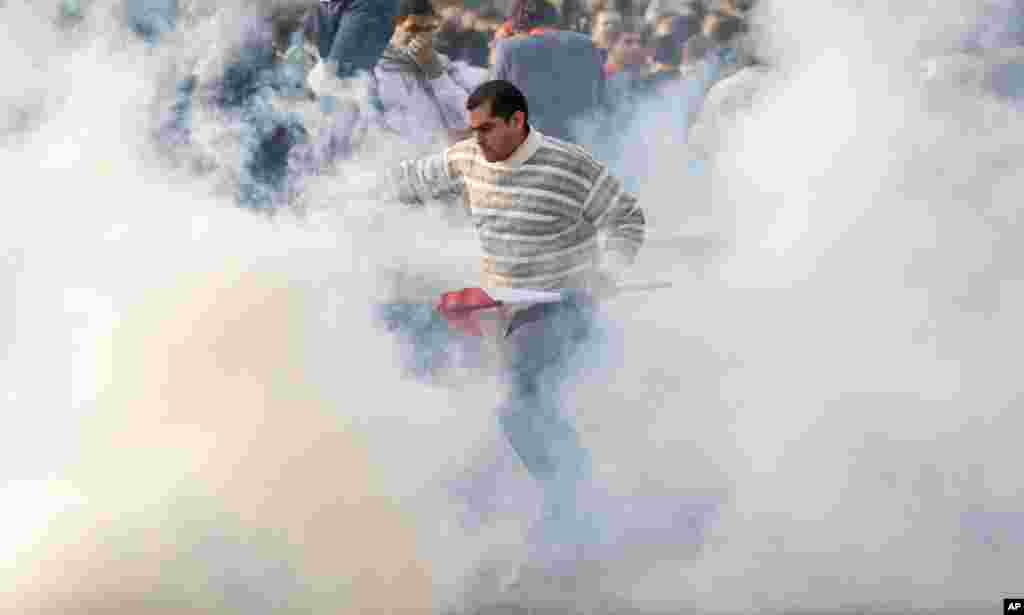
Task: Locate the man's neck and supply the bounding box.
[493,125,535,166]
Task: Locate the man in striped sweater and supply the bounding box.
[387,79,645,291]
[380,80,645,585]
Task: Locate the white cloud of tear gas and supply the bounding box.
[0,8,518,613]
[3,0,1024,613]
[564,1,1024,613]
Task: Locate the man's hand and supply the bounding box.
[407,33,436,70]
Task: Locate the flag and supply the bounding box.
[435,287,503,337]
[434,283,672,337]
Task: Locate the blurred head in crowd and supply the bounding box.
[655,12,701,44]
[607,29,648,72]
[466,80,530,163]
[720,0,756,17]
[703,9,746,45]
[592,9,624,49]
[508,0,560,33]
[651,32,683,69]
[391,0,439,48]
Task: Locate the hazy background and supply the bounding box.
[1,0,1022,613]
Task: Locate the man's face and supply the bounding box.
[592,10,623,48]
[468,101,526,163]
[610,32,647,67]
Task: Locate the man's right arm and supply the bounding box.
[380,148,466,206]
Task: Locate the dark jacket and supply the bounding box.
[492,30,605,142]
[304,0,399,79]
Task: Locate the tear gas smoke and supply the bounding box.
[1,0,1022,613]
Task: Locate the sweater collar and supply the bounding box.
[490,126,542,168]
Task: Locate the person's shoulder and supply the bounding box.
[447,59,488,84]
[546,29,592,44]
[543,30,600,55]
[495,32,548,52]
[498,29,594,50]
[534,133,604,171]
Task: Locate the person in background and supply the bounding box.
[157,8,312,214]
[682,8,748,84]
[436,7,492,68]
[642,0,701,27]
[602,26,651,113]
[655,11,701,46]
[435,8,468,61]
[491,0,605,142]
[590,7,624,62]
[304,0,400,80]
[459,10,493,68]
[124,0,179,45]
[688,35,777,176]
[603,28,648,79]
[599,31,697,193]
[372,0,488,149]
[271,4,321,100]
[493,0,561,39]
[638,32,686,94]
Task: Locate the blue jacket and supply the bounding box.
[305,0,399,79]
[492,31,605,143]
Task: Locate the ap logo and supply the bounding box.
[1007,599,1024,612]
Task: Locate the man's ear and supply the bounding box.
[513,110,526,129]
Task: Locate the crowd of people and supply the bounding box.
[44,0,770,214]
[42,0,1024,218]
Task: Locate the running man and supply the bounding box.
[376,79,645,574]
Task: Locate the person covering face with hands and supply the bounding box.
[372,0,487,148]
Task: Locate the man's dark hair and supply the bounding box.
[396,0,436,21]
[466,80,530,124]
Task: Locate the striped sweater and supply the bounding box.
[388,128,645,290]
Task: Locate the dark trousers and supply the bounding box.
[377,295,601,564]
